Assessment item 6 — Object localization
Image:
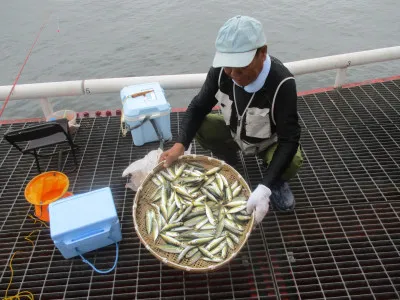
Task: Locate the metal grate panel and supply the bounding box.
[263,203,400,299]
[0,79,399,299]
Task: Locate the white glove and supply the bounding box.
[246,184,271,224]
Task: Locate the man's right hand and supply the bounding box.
[159,143,185,168]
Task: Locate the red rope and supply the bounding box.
[0,16,50,119]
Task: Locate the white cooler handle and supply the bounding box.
[77,241,119,274]
[65,226,111,245]
[65,227,119,274]
[124,114,165,150]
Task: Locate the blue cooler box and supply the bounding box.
[120,82,172,146]
[49,187,122,259]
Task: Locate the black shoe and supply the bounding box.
[269,180,295,212]
[212,151,238,166]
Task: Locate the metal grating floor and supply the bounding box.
[0,79,399,299]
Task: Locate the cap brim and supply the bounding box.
[212,49,257,68]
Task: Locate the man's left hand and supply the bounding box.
[246,184,271,224]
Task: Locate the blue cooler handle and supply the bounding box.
[66,227,111,245]
[67,227,119,274]
[77,241,119,274]
[126,115,165,150]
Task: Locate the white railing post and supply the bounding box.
[40,98,53,118]
[334,68,348,88]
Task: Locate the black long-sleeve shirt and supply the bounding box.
[177,56,301,188]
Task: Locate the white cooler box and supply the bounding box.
[49,187,122,273]
[120,82,172,146]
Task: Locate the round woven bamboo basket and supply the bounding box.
[132,154,254,272]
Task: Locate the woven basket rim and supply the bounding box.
[132,154,254,272]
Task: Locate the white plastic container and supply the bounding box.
[120,82,172,146]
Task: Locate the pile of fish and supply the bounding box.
[144,161,251,266]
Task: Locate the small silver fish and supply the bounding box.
[227,231,240,244]
[187,237,214,246]
[162,222,184,232]
[226,236,235,250]
[165,231,180,238]
[152,177,162,186]
[171,226,192,232]
[183,169,203,177]
[235,214,252,221]
[205,236,226,251]
[160,203,168,221]
[157,245,183,253]
[198,246,217,259]
[151,193,162,203]
[188,185,202,194]
[156,174,166,185]
[160,170,175,181]
[146,210,153,235]
[224,221,243,235]
[232,185,242,198]
[167,200,177,219]
[215,220,225,237]
[152,219,159,242]
[230,180,239,191]
[224,200,247,208]
[193,224,212,231]
[167,190,175,207]
[227,205,247,214]
[200,187,218,203]
[221,245,228,259]
[179,176,205,184]
[176,204,194,222]
[205,166,222,176]
[194,217,210,230]
[166,167,176,179]
[160,234,183,247]
[169,211,179,224]
[177,246,195,263]
[210,241,227,255]
[205,203,216,226]
[204,175,216,187]
[188,251,202,265]
[220,173,229,188]
[150,186,162,199]
[175,163,187,177]
[184,215,207,227]
[186,247,200,258]
[188,162,205,170]
[225,186,233,202]
[215,173,224,192]
[172,184,191,198]
[202,257,223,263]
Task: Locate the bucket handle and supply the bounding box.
[76,241,119,274]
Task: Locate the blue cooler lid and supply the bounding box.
[49,187,118,239]
[120,82,171,119]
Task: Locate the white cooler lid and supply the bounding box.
[120,82,170,118]
[49,187,118,238]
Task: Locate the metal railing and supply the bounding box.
[1,46,400,117]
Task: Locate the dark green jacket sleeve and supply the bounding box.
[177,67,220,149]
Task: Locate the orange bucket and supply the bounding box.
[24,171,73,222]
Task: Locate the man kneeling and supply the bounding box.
[160,15,303,224]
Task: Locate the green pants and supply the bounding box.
[195,114,303,181]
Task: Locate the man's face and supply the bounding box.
[223,46,267,87]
